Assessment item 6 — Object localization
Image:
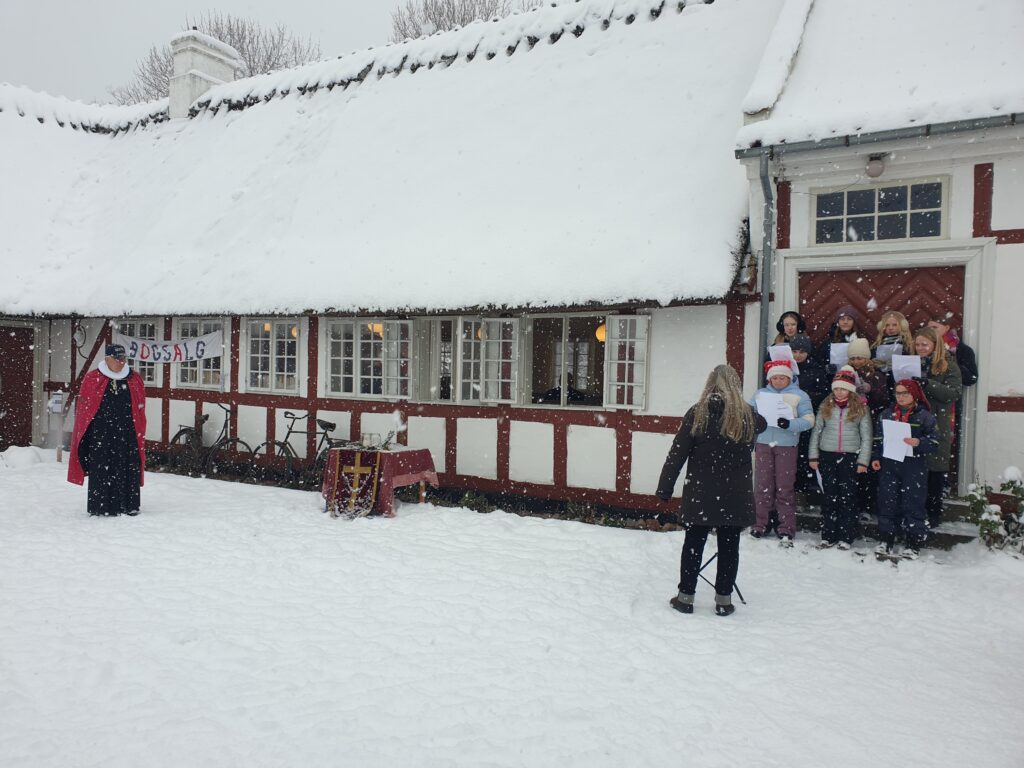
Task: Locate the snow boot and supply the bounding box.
[669,592,694,614]
[749,528,766,539]
[778,534,794,549]
[816,539,836,550]
[836,541,852,551]
[714,594,735,617]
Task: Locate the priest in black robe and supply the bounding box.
[68,344,148,516]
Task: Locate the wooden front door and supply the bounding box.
[798,265,965,344]
[0,327,36,449]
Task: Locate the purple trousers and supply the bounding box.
[754,443,798,536]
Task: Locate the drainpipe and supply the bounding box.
[757,148,775,361]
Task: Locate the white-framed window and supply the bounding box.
[604,315,649,409]
[177,319,223,388]
[813,178,947,245]
[115,318,160,385]
[326,319,412,398]
[247,319,300,392]
[419,317,518,404]
[529,314,606,407]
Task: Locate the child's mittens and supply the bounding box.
[776,417,790,429]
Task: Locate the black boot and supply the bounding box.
[670,592,694,614]
[714,594,735,617]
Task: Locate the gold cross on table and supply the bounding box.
[342,451,380,513]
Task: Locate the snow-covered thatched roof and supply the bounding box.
[736,0,1024,149]
[0,0,782,317]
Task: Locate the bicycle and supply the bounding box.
[250,411,351,488]
[166,402,254,480]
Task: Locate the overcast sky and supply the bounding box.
[0,0,396,103]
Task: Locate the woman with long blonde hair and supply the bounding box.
[873,311,915,367]
[914,326,962,528]
[656,365,767,616]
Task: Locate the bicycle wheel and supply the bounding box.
[205,438,254,480]
[300,448,333,490]
[250,441,295,486]
[167,428,202,476]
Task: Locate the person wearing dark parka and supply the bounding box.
[656,365,768,617]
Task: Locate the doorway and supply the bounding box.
[0,326,36,449]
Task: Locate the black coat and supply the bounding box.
[656,397,768,528]
[955,342,978,387]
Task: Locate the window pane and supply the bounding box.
[460,320,483,402]
[816,192,843,218]
[565,316,604,406]
[437,319,453,401]
[911,182,942,210]
[845,216,875,242]
[878,186,907,213]
[531,318,563,404]
[816,219,843,244]
[910,210,941,238]
[877,213,907,240]
[846,189,875,216]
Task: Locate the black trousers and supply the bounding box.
[679,525,742,597]
[819,452,860,544]
[926,471,947,527]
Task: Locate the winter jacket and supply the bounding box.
[954,342,978,387]
[808,400,873,467]
[750,380,814,448]
[816,324,865,368]
[852,365,890,416]
[919,357,963,473]
[656,395,768,528]
[871,404,939,463]
[68,368,147,486]
[795,358,830,410]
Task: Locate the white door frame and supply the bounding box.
[775,237,997,494]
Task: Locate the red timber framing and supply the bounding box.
[40,300,762,513]
[775,180,791,250]
[973,163,1024,244]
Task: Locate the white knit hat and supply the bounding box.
[848,337,871,360]
[832,365,858,393]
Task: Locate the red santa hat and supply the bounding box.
[832,365,858,394]
[763,359,794,382]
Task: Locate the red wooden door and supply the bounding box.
[0,327,36,449]
[798,266,965,343]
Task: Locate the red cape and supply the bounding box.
[67,368,147,486]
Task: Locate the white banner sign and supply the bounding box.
[114,331,224,364]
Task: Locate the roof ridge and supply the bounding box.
[0,83,168,135]
[193,0,697,117]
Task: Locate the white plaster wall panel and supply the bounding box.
[991,156,1024,231]
[407,416,446,473]
[566,424,615,490]
[361,411,403,446]
[509,420,554,485]
[646,305,725,417]
[982,412,1024,486]
[316,409,353,444]
[989,244,1024,395]
[144,397,163,441]
[168,400,196,438]
[456,418,497,479]
[630,431,677,496]
[275,408,307,458]
[947,161,978,240]
[199,401,232,447]
[49,319,73,382]
[235,404,267,449]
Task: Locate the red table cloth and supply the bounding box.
[321,447,438,517]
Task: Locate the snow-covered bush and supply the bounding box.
[978,468,1024,553]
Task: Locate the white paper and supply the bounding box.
[882,419,914,462]
[768,344,800,375]
[891,354,922,383]
[755,393,795,423]
[874,343,902,364]
[829,343,849,367]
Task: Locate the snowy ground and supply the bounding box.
[2,448,1022,767]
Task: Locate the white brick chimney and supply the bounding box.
[168,30,241,119]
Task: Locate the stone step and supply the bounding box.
[795,492,977,550]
